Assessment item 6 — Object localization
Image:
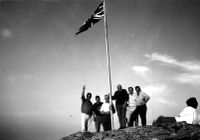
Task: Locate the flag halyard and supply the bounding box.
[75,2,104,35]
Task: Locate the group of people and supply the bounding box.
[80,84,150,132]
[81,85,114,132]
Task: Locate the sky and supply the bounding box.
[0,0,200,140]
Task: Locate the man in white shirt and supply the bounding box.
[175,97,199,124]
[129,86,150,126]
[100,94,115,131]
[126,87,138,127]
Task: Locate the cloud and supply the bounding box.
[143,84,168,96]
[145,53,200,87]
[174,73,200,86]
[0,28,13,39]
[132,65,152,79]
[156,98,175,105]
[132,66,150,74]
[145,53,200,72]
[143,84,175,106]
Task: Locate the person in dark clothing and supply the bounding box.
[93,96,103,132]
[112,84,129,129]
[81,85,93,132]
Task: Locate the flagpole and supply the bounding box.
[103,0,114,130]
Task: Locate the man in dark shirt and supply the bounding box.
[93,96,103,132]
[112,84,128,129]
[81,85,93,132]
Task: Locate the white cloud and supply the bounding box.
[174,73,200,86]
[145,53,200,87]
[143,84,175,106]
[0,28,13,39]
[143,84,167,96]
[145,53,200,72]
[156,98,175,106]
[132,66,150,74]
[132,65,152,80]
[145,53,176,64]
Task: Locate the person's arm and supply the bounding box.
[100,104,105,114]
[81,85,86,101]
[110,103,115,114]
[125,90,129,105]
[143,93,150,104]
[175,107,187,122]
[136,92,150,106]
[112,92,117,100]
[93,105,97,121]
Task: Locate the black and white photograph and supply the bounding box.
[0,0,200,140]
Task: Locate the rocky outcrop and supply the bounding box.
[61,122,200,140]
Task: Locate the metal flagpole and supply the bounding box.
[103,0,114,130]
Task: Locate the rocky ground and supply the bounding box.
[61,122,200,140]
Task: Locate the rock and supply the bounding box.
[61,122,200,140]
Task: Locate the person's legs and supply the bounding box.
[116,105,123,128]
[102,114,111,131]
[87,115,93,131]
[134,114,139,126]
[107,114,111,131]
[95,116,102,132]
[128,108,138,127]
[81,113,88,132]
[127,106,137,127]
[121,103,127,128]
[138,105,147,126]
[126,107,131,126]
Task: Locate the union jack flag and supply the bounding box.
[75,2,104,35]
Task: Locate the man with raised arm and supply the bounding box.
[81,85,93,132]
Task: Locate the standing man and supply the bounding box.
[93,96,103,132]
[81,85,93,132]
[126,87,138,127]
[100,94,115,131]
[112,84,129,129]
[130,86,150,126]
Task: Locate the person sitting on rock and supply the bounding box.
[175,97,199,124]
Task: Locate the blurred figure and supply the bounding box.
[112,84,129,129]
[100,94,115,131]
[126,87,138,127]
[93,96,103,132]
[175,97,199,124]
[153,97,199,126]
[130,86,150,126]
[81,85,93,132]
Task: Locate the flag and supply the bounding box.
[75,2,104,35]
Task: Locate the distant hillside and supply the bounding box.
[61,122,200,140]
